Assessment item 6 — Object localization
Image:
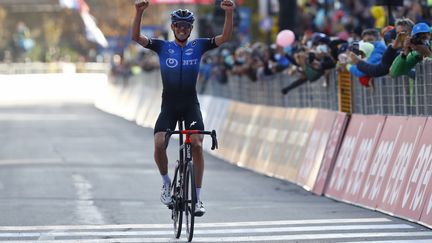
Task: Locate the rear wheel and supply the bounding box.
[184,162,196,242]
[171,163,183,239]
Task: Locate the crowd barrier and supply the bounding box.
[201,61,432,116]
[95,72,432,229]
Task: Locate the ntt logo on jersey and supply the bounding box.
[166,58,178,68]
[183,59,199,66]
[185,48,194,56]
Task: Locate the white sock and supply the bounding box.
[196,187,201,202]
[162,174,171,185]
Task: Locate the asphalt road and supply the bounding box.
[0,104,431,242]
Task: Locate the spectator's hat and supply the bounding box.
[337,43,349,55]
[411,22,431,37]
[359,41,374,58]
[381,25,394,36]
[383,28,397,44]
[311,33,328,45]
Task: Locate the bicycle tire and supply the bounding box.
[171,162,183,239]
[184,162,196,242]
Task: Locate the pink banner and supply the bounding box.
[376,117,426,214]
[395,118,432,221]
[340,116,385,204]
[356,116,407,208]
[296,110,336,190]
[325,115,367,199]
[420,168,432,227]
[313,113,349,195]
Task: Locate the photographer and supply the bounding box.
[346,29,386,78]
[281,34,335,94]
[352,18,414,78]
[390,22,432,77]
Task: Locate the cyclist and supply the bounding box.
[132,0,235,216]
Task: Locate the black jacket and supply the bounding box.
[357,45,400,77]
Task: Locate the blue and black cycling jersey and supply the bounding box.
[145,38,218,103]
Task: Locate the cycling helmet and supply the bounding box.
[171,9,195,24]
[411,22,431,37]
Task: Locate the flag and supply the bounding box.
[59,0,80,10]
[59,0,108,48]
[80,12,108,48]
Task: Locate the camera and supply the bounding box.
[308,52,316,63]
[410,36,426,45]
[350,41,360,55]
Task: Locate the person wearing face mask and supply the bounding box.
[269,44,290,74]
[345,41,375,87]
[390,22,432,78]
[346,29,386,79]
[281,35,336,95]
[352,18,415,78]
[132,0,235,216]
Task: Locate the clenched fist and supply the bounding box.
[220,0,235,11]
[135,0,149,11]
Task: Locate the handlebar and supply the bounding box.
[164,129,218,151]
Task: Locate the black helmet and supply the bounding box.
[171,9,195,24]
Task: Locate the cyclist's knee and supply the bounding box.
[154,132,166,151]
[191,138,203,151]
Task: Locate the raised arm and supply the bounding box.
[132,0,150,47]
[215,0,236,46]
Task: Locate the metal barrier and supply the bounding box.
[198,61,432,116]
[199,71,339,111]
[352,60,432,116]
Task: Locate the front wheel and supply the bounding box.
[184,162,196,242]
[171,162,183,239]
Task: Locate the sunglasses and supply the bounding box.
[174,21,192,29]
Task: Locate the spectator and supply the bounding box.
[390,22,432,77]
[347,28,386,78]
[281,33,336,94]
[351,18,415,78]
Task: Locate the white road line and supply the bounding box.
[0,224,414,238]
[0,218,391,231]
[3,232,432,243]
[0,159,63,165]
[72,174,105,225]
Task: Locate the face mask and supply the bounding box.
[274,54,282,60]
[317,44,328,53]
[236,57,246,64]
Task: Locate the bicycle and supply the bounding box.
[164,119,218,242]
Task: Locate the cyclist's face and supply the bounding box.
[172,21,192,41]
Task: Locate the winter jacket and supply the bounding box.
[389,51,426,77]
[357,45,400,77]
[349,40,387,77]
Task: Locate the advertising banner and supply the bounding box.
[376,117,426,214]
[356,116,407,208]
[325,115,385,201]
[272,108,298,179]
[395,118,432,221]
[341,115,385,204]
[297,110,336,191]
[280,109,317,182]
[313,113,349,195]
